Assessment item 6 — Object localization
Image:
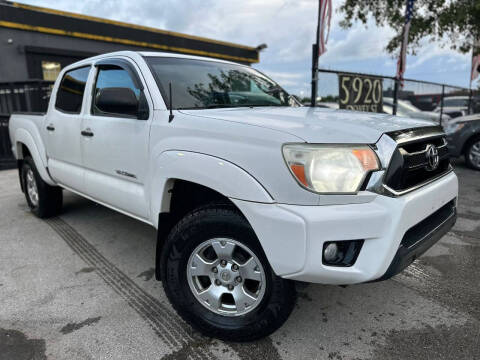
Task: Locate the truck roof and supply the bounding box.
[61,50,243,73]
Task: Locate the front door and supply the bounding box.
[81,58,152,220]
[45,66,91,192]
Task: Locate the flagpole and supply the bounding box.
[469,54,473,115]
[394,0,415,116]
[310,0,321,107]
[394,0,407,116]
[393,28,404,117]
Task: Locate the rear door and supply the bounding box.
[81,58,152,220]
[45,66,91,192]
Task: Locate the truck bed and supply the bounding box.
[8,112,47,161]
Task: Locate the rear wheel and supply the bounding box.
[21,156,63,218]
[465,136,480,171]
[161,205,296,341]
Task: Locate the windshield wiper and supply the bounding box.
[178,104,289,110]
[176,105,235,110]
[265,85,284,94]
[205,104,238,109]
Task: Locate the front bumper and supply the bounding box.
[232,171,458,284]
[371,199,456,282]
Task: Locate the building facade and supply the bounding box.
[0,1,260,82]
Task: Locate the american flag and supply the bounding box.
[396,0,415,86]
[317,0,332,56]
[471,40,480,81]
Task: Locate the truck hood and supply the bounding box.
[180,106,436,144]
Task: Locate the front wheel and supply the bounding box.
[465,136,480,171]
[161,205,296,341]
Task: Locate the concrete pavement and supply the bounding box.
[0,159,478,359]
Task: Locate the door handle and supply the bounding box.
[46,124,55,131]
[81,128,94,137]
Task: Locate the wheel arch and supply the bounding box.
[154,179,249,281]
[15,129,55,186]
[150,151,274,280]
[150,150,273,227]
[461,132,480,155]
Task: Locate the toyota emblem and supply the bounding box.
[425,144,439,171]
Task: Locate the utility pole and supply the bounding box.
[392,79,399,116]
[311,44,319,107]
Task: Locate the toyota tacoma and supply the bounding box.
[8,51,458,341]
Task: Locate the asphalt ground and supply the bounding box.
[0,159,478,360]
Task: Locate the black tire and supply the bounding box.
[160,205,296,342]
[464,136,480,171]
[21,156,63,218]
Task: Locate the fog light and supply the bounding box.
[322,240,364,267]
[323,243,339,262]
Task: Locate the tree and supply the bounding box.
[339,0,480,54]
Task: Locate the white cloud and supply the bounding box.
[18,0,474,91]
[408,41,469,70]
[262,70,304,86]
[321,24,395,64]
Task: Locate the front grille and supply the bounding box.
[383,127,451,193]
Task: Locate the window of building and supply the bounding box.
[41,61,61,81]
[55,66,90,114]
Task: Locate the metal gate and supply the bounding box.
[0,114,15,170]
[0,81,53,170]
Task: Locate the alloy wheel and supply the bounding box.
[468,141,480,168]
[186,238,266,316]
[25,168,39,207]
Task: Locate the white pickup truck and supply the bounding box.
[9,51,458,341]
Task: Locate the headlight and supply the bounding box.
[283,144,380,194]
[444,123,465,135]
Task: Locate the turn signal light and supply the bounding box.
[290,164,308,187]
[352,149,380,171]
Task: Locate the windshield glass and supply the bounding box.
[443,98,468,107]
[146,57,293,109]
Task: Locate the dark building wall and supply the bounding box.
[0,1,260,82]
[0,28,163,82]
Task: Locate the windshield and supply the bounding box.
[146,57,293,110]
[443,98,468,107]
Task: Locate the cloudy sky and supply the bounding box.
[19,0,475,97]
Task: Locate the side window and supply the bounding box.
[55,66,90,113]
[92,67,146,118]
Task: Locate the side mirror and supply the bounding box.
[95,87,139,117]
